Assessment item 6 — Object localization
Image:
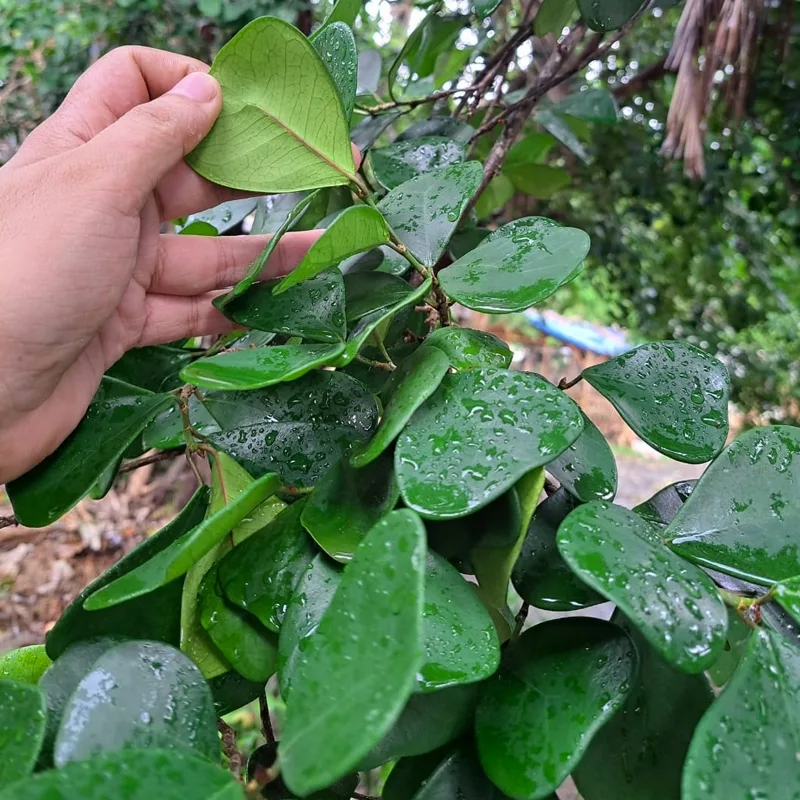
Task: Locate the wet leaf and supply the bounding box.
[683,628,800,799]
[774,575,800,626]
[314,0,362,34]
[83,474,280,610]
[280,510,426,796]
[512,488,603,611]
[352,346,450,468]
[474,0,502,18]
[209,670,266,717]
[396,368,583,519]
[106,346,192,392]
[187,18,356,192]
[422,326,512,370]
[555,88,618,123]
[534,0,576,35]
[0,680,46,783]
[7,382,172,527]
[198,564,279,682]
[343,272,416,323]
[351,112,403,152]
[667,426,800,584]
[277,555,343,698]
[0,646,51,684]
[557,501,727,673]
[218,502,314,632]
[45,487,209,657]
[397,117,474,145]
[439,217,590,314]
[0,748,240,800]
[180,343,345,391]
[54,641,218,766]
[476,618,636,800]
[199,371,378,486]
[547,411,617,501]
[217,269,346,343]
[706,607,752,687]
[418,552,499,692]
[535,108,589,162]
[359,684,478,770]
[378,162,483,267]
[312,23,357,121]
[275,206,391,294]
[302,453,399,561]
[574,618,713,800]
[582,341,731,463]
[181,197,259,234]
[578,0,644,31]
[633,479,695,528]
[371,137,465,190]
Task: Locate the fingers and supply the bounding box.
[151,231,321,295]
[138,292,235,347]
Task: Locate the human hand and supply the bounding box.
[0,47,326,483]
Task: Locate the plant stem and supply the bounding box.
[218,718,244,778]
[558,374,583,390]
[355,354,396,372]
[512,601,530,642]
[0,515,18,530]
[119,449,184,474]
[259,694,276,744]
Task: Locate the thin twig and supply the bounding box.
[218,718,244,777]
[355,354,396,371]
[0,515,18,531]
[259,694,276,744]
[558,374,583,390]
[512,601,530,641]
[118,449,184,474]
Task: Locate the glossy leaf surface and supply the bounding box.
[439,217,590,313]
[667,425,800,583]
[352,346,450,468]
[578,0,644,31]
[181,197,258,234]
[0,645,51,684]
[397,117,474,145]
[187,18,356,192]
[582,341,730,463]
[280,510,425,796]
[378,162,483,267]
[302,453,399,561]
[7,386,172,527]
[312,23,357,120]
[423,326,512,370]
[476,618,636,800]
[396,368,583,519]
[343,272,415,322]
[634,479,695,528]
[54,642,218,765]
[557,501,727,672]
[555,88,618,123]
[200,371,378,486]
[535,0,576,35]
[275,205,392,293]
[547,411,617,501]
[371,137,465,190]
[106,346,192,392]
[0,680,46,784]
[682,628,800,799]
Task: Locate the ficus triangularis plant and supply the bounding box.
[2,5,800,800]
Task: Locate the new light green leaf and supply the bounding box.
[0,645,51,684]
[439,217,590,314]
[280,510,426,796]
[274,205,392,294]
[187,17,356,193]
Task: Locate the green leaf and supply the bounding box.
[633,479,695,527]
[199,371,378,486]
[397,118,474,145]
[474,174,515,219]
[534,0,576,35]
[505,133,556,167]
[682,628,800,799]
[535,107,589,162]
[378,162,483,267]
[181,197,259,234]
[423,326,512,370]
[178,220,218,236]
[180,343,345,391]
[582,341,731,463]
[706,607,752,687]
[406,15,466,79]
[0,646,51,684]
[302,453,399,562]
[0,680,46,784]
[275,206,392,294]
[314,0,362,34]
[209,670,266,717]
[557,501,727,672]
[351,111,403,152]
[54,642,218,766]
[280,510,426,796]
[547,411,617,501]
[218,502,315,632]
[187,17,356,192]
[359,684,478,770]
[7,384,172,527]
[312,23,357,121]
[371,137,465,190]
[106,346,192,392]
[199,564,279,682]
[439,217,590,314]
[83,474,280,610]
[574,618,713,800]
[351,346,450,468]
[512,488,603,611]
[0,748,240,800]
[277,555,342,698]
[343,272,416,322]
[774,575,800,626]
[554,89,618,123]
[577,0,644,31]
[218,269,345,343]
[418,552,499,692]
[334,277,433,367]
[396,368,583,519]
[666,426,800,584]
[48,490,209,660]
[473,0,502,18]
[508,164,571,198]
[476,618,636,800]
[142,394,218,452]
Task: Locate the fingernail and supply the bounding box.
[168,72,219,103]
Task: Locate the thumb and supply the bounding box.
[84,71,221,212]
